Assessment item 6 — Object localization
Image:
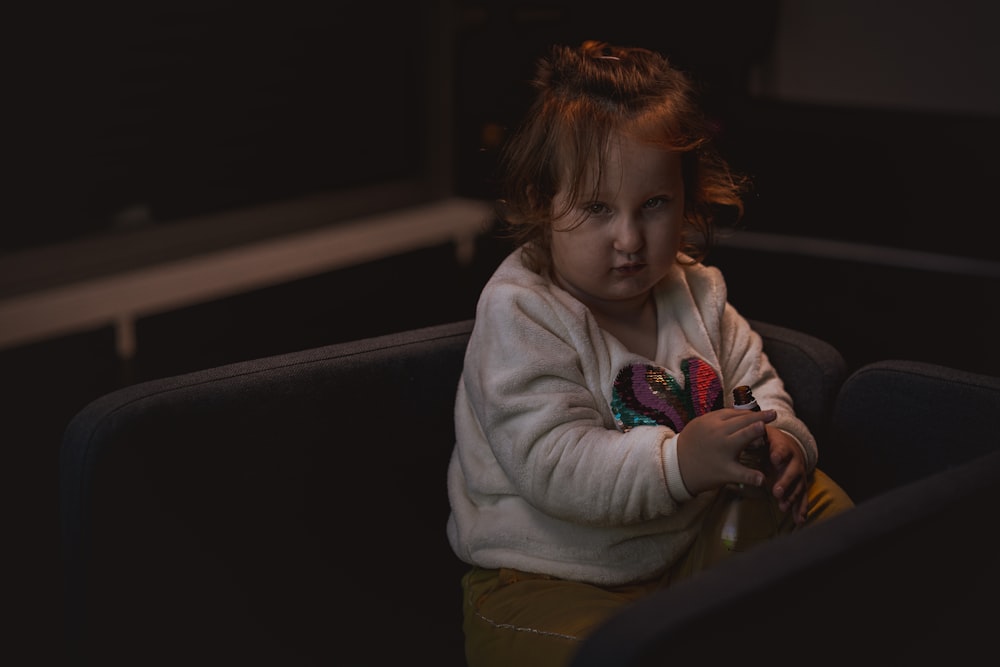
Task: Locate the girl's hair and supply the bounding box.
[495,40,747,273]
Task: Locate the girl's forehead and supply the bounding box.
[560,133,676,187]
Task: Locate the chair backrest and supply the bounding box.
[61,319,476,665]
[59,318,844,665]
[828,359,1000,501]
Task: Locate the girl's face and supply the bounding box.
[549,132,685,318]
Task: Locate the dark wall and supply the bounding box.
[8,2,435,252]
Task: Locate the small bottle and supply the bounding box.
[714,385,779,557]
[732,384,769,468]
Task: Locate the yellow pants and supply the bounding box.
[461,469,853,667]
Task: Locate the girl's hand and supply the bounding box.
[675,408,776,496]
[766,427,810,524]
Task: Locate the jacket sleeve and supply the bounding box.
[716,301,819,471]
[460,281,682,527]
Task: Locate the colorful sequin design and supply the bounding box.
[611,358,723,432]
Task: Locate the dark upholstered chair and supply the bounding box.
[60,318,850,665]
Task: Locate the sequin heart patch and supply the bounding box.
[611,358,723,432]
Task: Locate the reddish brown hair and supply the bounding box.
[496,41,747,273]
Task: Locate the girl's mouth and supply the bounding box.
[614,263,645,275]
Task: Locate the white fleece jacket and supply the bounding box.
[446,247,816,585]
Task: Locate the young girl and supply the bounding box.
[446,41,854,667]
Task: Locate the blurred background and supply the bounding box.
[4,0,999,661]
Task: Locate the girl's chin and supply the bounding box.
[610,273,656,293]
[602,284,655,304]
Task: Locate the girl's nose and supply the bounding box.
[612,214,643,254]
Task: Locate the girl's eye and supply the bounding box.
[643,197,667,209]
[584,202,610,215]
